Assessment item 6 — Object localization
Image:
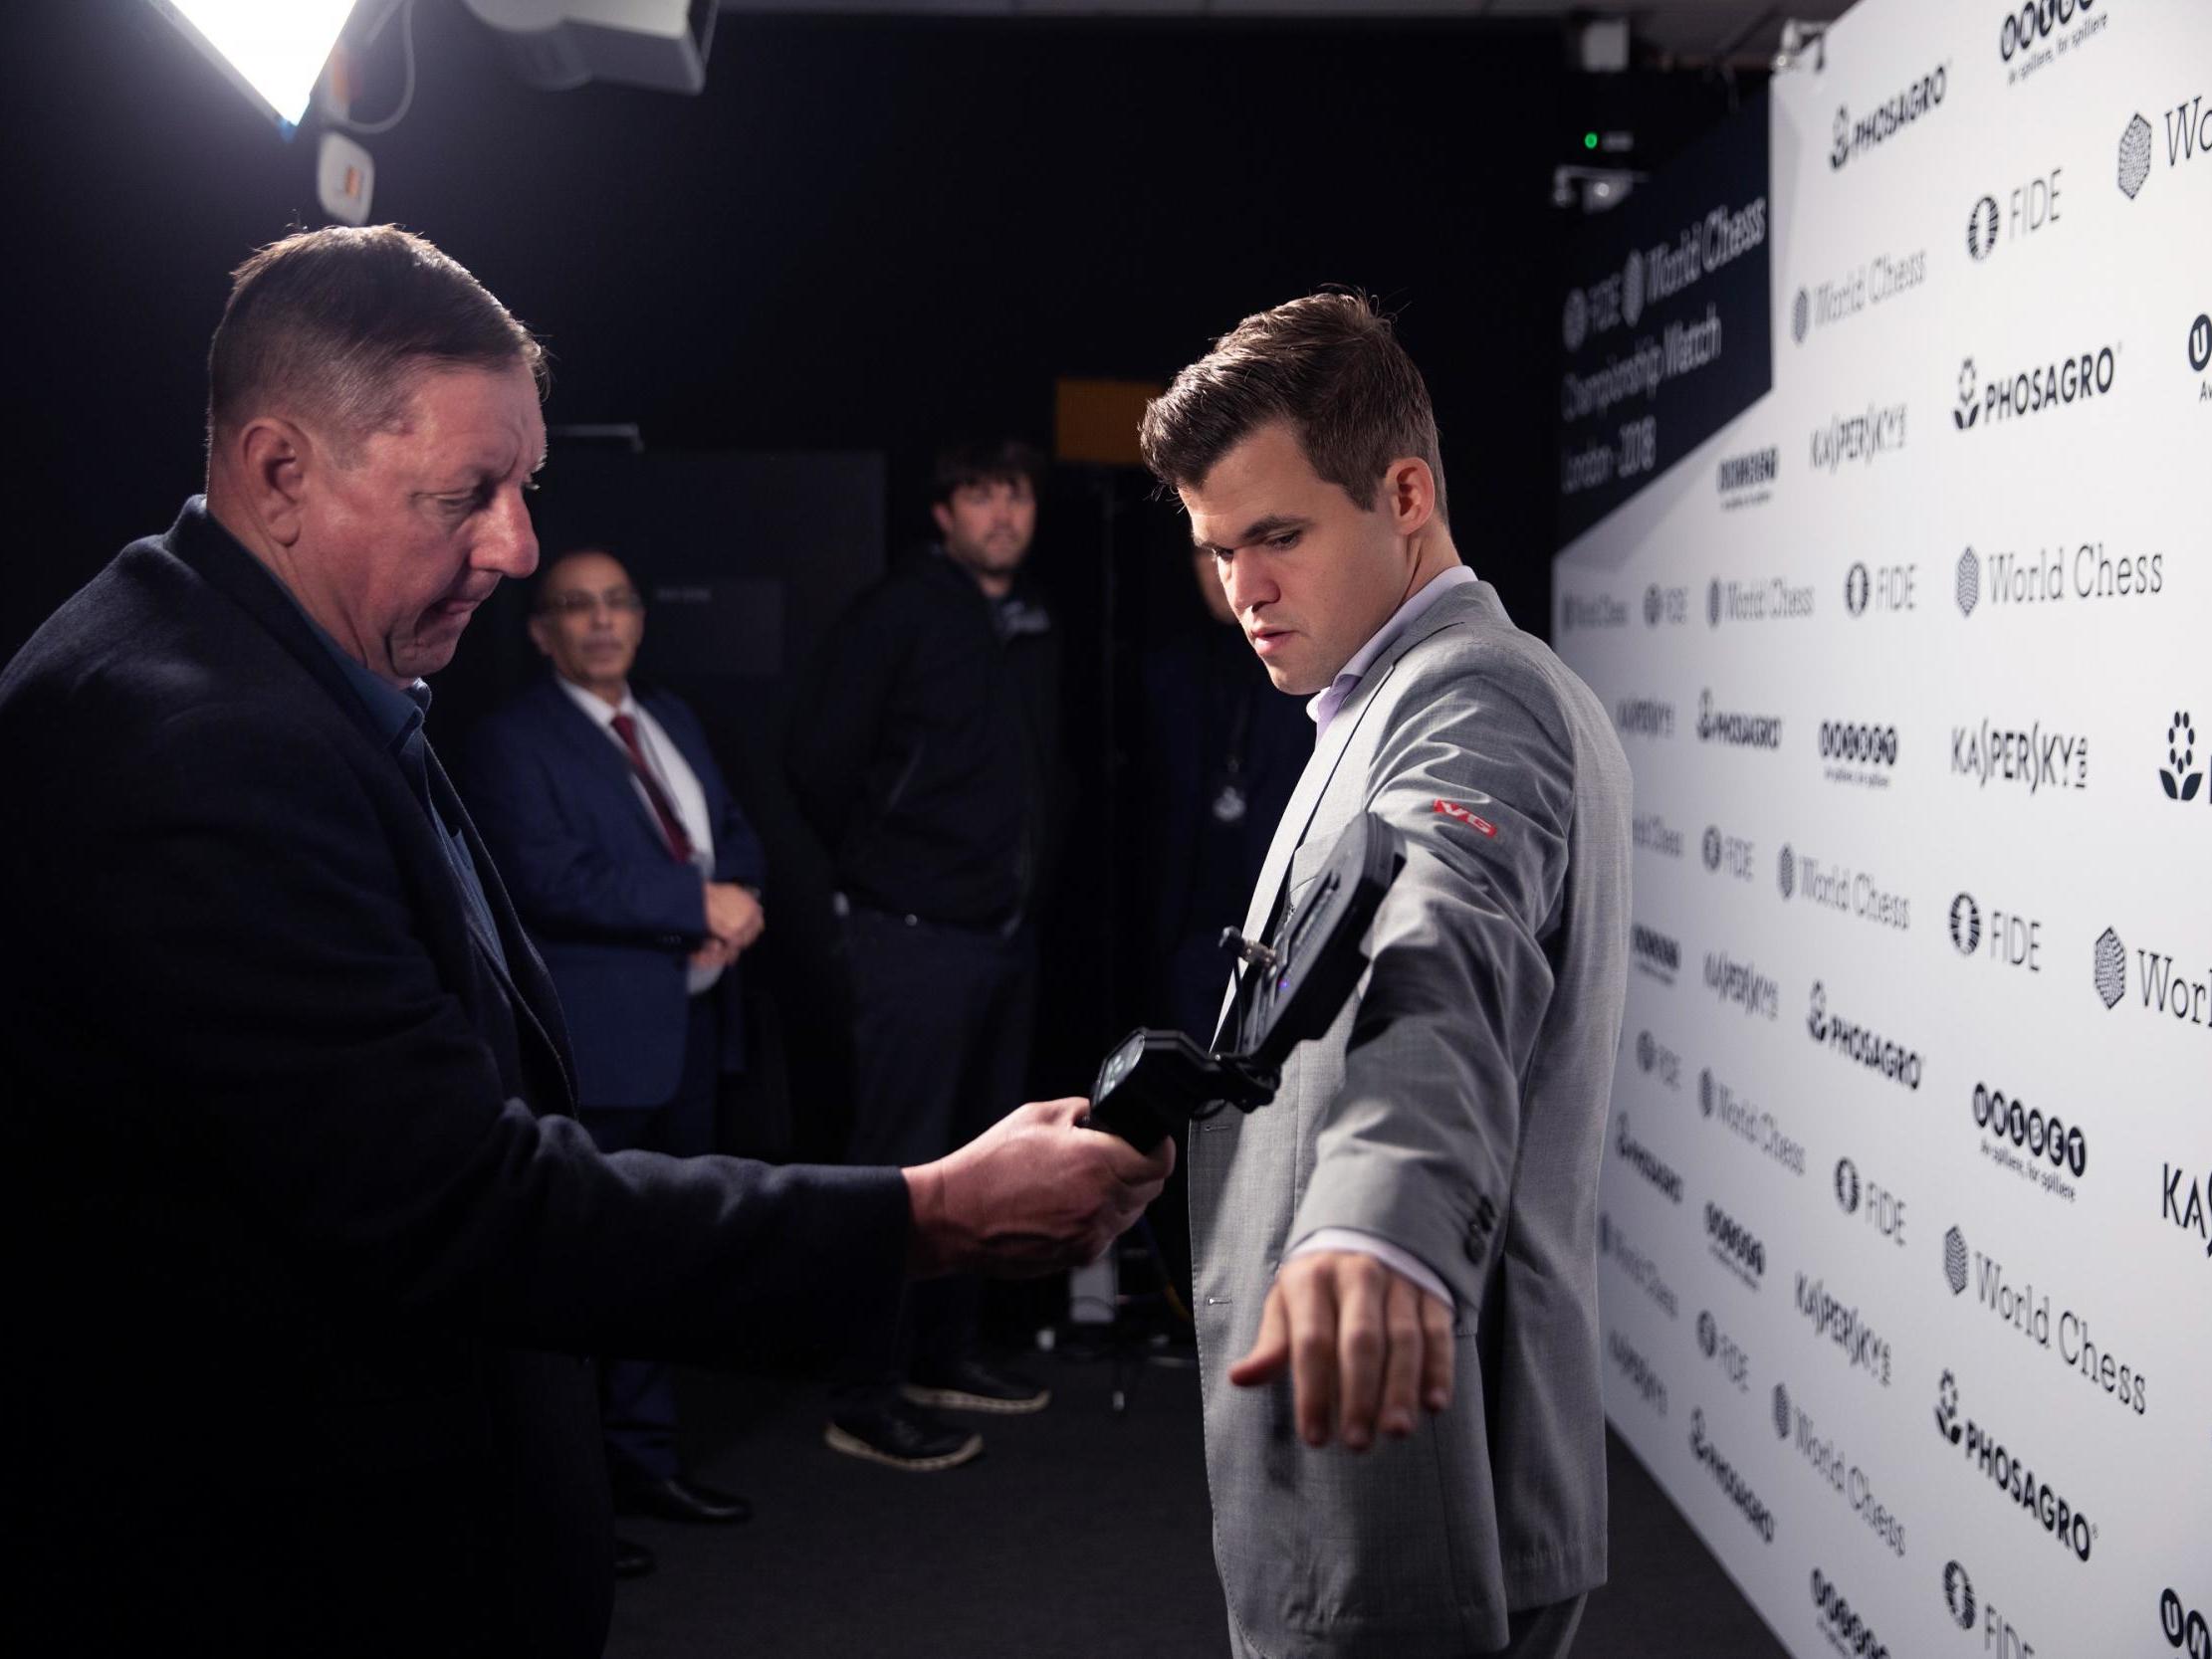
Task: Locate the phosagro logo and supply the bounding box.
[2118,94,2212,201]
[1811,1567,1890,1659]
[1614,1113,1684,1204]
[1698,688,1784,748]
[1832,64,1947,170]
[1933,1367,2097,1561]
[1954,345,2118,433]
[1808,981,1924,1090]
[1690,1408,1776,1544]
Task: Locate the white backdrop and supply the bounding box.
[1553,2,2212,1654]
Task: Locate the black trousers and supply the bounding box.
[832,904,1036,1407]
[578,990,721,1482]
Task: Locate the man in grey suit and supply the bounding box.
[1138,294,1632,1659]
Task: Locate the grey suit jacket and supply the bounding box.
[1191,577,1632,1658]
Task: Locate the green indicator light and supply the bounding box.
[1584,131,1599,150]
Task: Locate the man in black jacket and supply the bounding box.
[788,441,1064,1470]
[0,227,1169,1657]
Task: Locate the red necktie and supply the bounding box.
[608,712,695,863]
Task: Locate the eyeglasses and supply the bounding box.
[537,589,644,618]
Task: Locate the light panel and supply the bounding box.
[159,0,362,129]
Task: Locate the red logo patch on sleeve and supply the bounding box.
[1434,799,1498,838]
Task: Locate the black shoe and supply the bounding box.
[823,1399,985,1472]
[613,1537,656,1579]
[613,1474,753,1525]
[903,1355,1051,1415]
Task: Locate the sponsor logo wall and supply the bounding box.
[1557,1,2211,1652]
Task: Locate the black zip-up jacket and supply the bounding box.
[789,546,1062,928]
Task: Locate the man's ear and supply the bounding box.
[1383,458,1438,539]
[526,612,554,659]
[232,415,318,548]
[931,500,955,539]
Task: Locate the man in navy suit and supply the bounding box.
[463,547,769,1554]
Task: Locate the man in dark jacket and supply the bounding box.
[0,226,1170,1658]
[788,441,1063,1470]
[463,547,772,1554]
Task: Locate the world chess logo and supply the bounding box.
[1623,249,1646,327]
[1637,1030,1657,1073]
[1707,578,1723,628]
[1793,287,1811,344]
[1950,893,1983,956]
[1772,1382,1792,1440]
[2094,928,2127,1009]
[1835,1157,1861,1215]
[1945,1561,1977,1630]
[1703,826,1723,871]
[1954,357,1981,430]
[1943,1226,1969,1295]
[2118,113,2153,200]
[1562,288,1589,352]
[1699,1068,1715,1118]
[1778,844,1797,899]
[1967,194,2000,260]
[2164,710,2203,801]
[1956,546,1981,615]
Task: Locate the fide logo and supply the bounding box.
[1956,547,1982,615]
[1943,1226,1970,1295]
[1645,585,1662,627]
[2094,927,2127,1009]
[1950,894,1983,956]
[1623,249,1646,328]
[2118,113,2153,199]
[1793,287,1812,345]
[1704,827,1722,871]
[1772,1382,1792,1441]
[2163,711,2204,801]
[1945,1561,1977,1630]
[1968,194,2000,260]
[1835,1158,1861,1215]
[1562,288,1589,352]
[1846,562,1871,616]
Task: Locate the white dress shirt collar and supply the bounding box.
[1304,564,1478,739]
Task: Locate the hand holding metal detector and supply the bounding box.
[1085,812,1405,1149]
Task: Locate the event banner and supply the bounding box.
[1553,0,2211,1654]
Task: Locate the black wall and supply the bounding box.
[4,2,1604,1161]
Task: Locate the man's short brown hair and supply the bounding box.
[1139,292,1447,524]
[207,224,546,459]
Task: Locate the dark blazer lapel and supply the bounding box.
[424,744,577,1113]
[533,676,681,857]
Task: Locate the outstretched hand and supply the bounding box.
[1227,1250,1453,1450]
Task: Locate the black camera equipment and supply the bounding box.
[1085,811,1406,1149]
